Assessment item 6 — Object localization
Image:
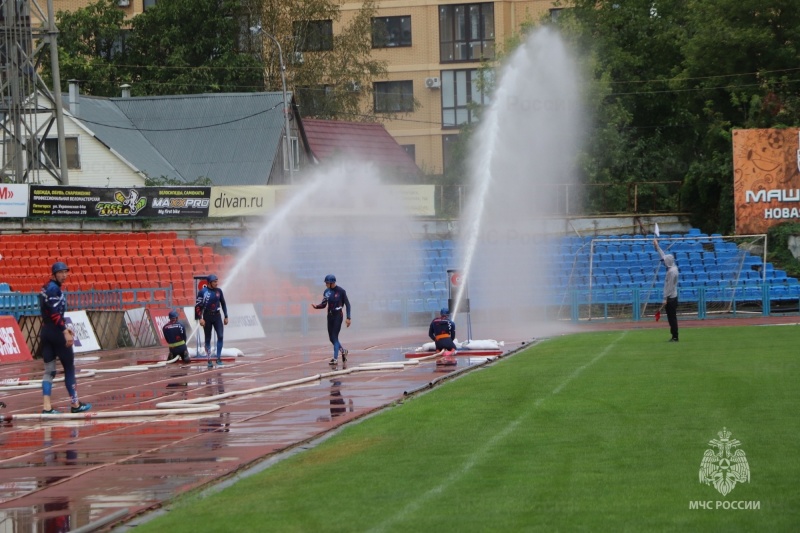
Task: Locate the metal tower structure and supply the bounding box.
[0,0,68,184]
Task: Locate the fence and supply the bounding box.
[436,181,683,217]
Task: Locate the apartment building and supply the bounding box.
[338,0,559,175]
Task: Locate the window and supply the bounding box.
[143,0,157,10]
[374,81,414,113]
[401,144,416,162]
[294,20,333,52]
[283,136,300,171]
[441,69,490,127]
[549,8,564,21]
[110,29,130,59]
[442,134,459,173]
[372,16,412,48]
[43,138,80,169]
[439,3,494,62]
[297,85,334,117]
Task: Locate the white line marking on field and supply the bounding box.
[367,331,625,532]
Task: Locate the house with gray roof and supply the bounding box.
[38,85,305,187]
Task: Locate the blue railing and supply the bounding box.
[0,287,173,319]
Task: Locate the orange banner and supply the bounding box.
[733,128,800,234]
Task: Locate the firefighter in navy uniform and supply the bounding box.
[311,274,351,366]
[195,274,229,369]
[39,262,92,414]
[162,309,191,363]
[428,308,457,366]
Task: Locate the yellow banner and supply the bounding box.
[209,185,434,217]
[209,186,275,217]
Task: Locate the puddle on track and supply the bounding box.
[0,331,518,530]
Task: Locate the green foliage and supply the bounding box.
[41,0,263,96]
[41,0,386,121]
[767,222,800,277]
[125,0,264,95]
[245,0,388,121]
[549,0,800,232]
[40,0,128,95]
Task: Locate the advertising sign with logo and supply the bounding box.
[699,427,750,496]
[733,128,800,234]
[0,184,29,218]
[209,186,274,217]
[194,275,210,294]
[0,316,33,363]
[64,311,101,353]
[446,269,469,313]
[28,186,211,218]
[183,303,265,342]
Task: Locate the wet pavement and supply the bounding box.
[0,328,530,531]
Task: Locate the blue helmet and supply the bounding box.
[207,274,218,282]
[441,308,450,316]
[324,274,336,283]
[168,310,179,320]
[51,261,69,275]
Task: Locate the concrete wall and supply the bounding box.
[0,214,691,250]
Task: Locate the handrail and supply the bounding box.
[0,287,173,317]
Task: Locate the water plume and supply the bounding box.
[455,27,585,337]
[220,159,425,335]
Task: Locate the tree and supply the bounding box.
[554,0,800,232]
[678,0,800,231]
[41,0,263,96]
[125,0,264,95]
[243,0,387,120]
[44,0,388,121]
[39,0,129,95]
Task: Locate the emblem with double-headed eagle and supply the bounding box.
[699,427,750,496]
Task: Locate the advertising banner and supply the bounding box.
[64,310,101,353]
[28,186,210,218]
[209,186,274,217]
[0,315,33,363]
[0,184,30,218]
[183,303,265,342]
[733,128,800,234]
[23,184,434,219]
[387,185,435,216]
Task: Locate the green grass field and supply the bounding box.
[137,325,800,532]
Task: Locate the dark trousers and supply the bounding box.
[168,345,190,362]
[327,312,344,358]
[41,326,77,402]
[203,313,224,357]
[434,337,457,351]
[666,296,678,340]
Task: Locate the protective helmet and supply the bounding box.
[207,274,218,282]
[441,308,450,316]
[168,310,179,320]
[51,261,69,275]
[324,274,336,283]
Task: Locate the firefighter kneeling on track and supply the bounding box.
[428,308,457,366]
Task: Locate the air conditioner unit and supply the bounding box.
[117,0,130,6]
[425,76,441,89]
[292,52,305,65]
